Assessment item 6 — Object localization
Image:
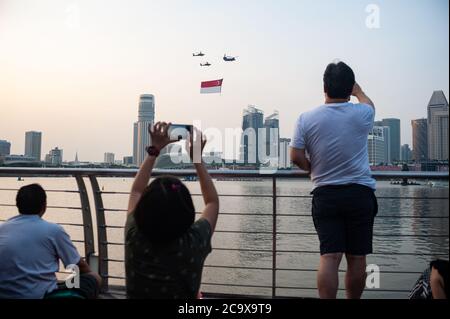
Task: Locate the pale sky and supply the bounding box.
[0,0,448,162]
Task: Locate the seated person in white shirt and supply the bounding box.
[0,183,101,299]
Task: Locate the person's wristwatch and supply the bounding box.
[146,146,160,157]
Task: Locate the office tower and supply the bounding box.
[134,94,155,166]
[25,131,42,161]
[133,122,138,165]
[0,140,11,156]
[279,138,292,169]
[240,106,264,165]
[427,91,449,161]
[401,144,412,162]
[411,118,428,162]
[380,118,400,162]
[123,156,134,165]
[381,126,391,164]
[263,111,280,163]
[49,147,63,166]
[104,152,115,165]
[368,126,386,165]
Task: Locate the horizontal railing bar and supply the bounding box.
[72,240,85,243]
[95,244,448,258]
[204,265,272,271]
[277,195,449,200]
[1,167,448,179]
[98,192,449,200]
[276,214,450,219]
[275,286,411,293]
[0,188,80,193]
[202,282,272,289]
[103,259,125,263]
[0,204,83,210]
[276,232,449,238]
[56,222,84,227]
[103,275,125,280]
[98,210,450,219]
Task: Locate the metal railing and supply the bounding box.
[0,167,448,298]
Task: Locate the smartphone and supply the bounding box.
[168,124,193,141]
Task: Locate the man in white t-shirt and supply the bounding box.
[0,184,101,299]
[290,62,378,299]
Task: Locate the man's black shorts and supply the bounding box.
[311,183,378,256]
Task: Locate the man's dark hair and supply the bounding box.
[16,183,47,215]
[323,61,355,99]
[133,176,195,243]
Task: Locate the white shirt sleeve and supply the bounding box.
[51,224,81,268]
[291,114,306,149]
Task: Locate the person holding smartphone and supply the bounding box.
[125,122,219,299]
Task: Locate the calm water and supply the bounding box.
[0,177,448,299]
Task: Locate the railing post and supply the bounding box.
[74,175,95,262]
[89,175,109,292]
[272,176,277,298]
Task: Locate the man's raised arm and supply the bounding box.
[352,82,375,109]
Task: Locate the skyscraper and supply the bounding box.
[368,126,386,165]
[263,111,280,164]
[133,122,138,165]
[0,140,11,156]
[427,91,449,161]
[279,138,292,169]
[401,144,412,162]
[411,118,428,162]
[45,147,63,165]
[104,152,115,164]
[25,131,42,161]
[380,118,400,162]
[240,106,264,165]
[134,94,155,166]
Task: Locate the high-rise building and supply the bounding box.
[427,91,449,161]
[45,147,63,166]
[401,144,412,162]
[240,106,264,165]
[104,152,115,165]
[368,126,386,165]
[279,138,292,169]
[411,118,428,162]
[263,111,280,164]
[133,122,138,165]
[25,131,42,161]
[380,118,400,162]
[373,122,391,164]
[0,140,11,156]
[123,156,134,166]
[134,94,155,166]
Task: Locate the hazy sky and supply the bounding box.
[1,0,448,162]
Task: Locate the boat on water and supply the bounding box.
[390,179,421,186]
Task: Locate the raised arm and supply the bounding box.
[127,122,174,214]
[187,129,219,232]
[352,82,375,109]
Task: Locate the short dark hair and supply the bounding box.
[16,184,47,215]
[323,61,355,99]
[133,176,195,243]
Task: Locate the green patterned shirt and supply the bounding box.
[125,215,212,299]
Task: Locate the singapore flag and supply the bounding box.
[200,79,223,94]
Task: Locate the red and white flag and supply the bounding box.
[200,79,223,94]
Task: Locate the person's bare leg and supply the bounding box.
[345,254,367,299]
[317,253,343,299]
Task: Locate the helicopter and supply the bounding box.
[200,62,211,67]
[193,51,205,57]
[223,54,237,62]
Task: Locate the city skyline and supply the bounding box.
[0,0,448,161]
